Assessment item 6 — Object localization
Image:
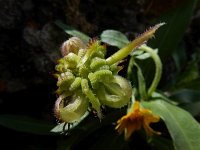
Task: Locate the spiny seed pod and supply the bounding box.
[56,39,133,122]
[61,37,86,56]
[96,75,132,108]
[54,23,163,123]
[54,91,89,123]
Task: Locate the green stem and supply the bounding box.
[106,41,140,65]
[134,62,147,100]
[139,45,162,97]
[127,56,135,80]
[106,23,165,65]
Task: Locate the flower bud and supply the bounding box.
[61,37,85,56]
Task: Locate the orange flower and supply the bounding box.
[115,101,161,140]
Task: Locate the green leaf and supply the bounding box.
[135,49,158,60]
[143,0,197,86]
[150,136,174,150]
[100,30,129,49]
[142,100,200,150]
[169,89,200,104]
[149,0,198,60]
[85,127,129,150]
[57,109,125,150]
[51,111,89,133]
[172,43,187,72]
[0,115,54,135]
[176,63,199,87]
[167,47,200,91]
[151,91,178,105]
[180,78,200,90]
[134,62,147,100]
[55,20,90,43]
[181,101,200,116]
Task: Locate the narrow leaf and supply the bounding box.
[181,101,200,116]
[172,44,187,72]
[142,100,200,150]
[134,63,147,100]
[169,89,200,104]
[58,109,125,150]
[174,62,199,90]
[0,115,54,135]
[55,20,90,43]
[150,136,174,150]
[85,127,129,150]
[100,30,129,48]
[149,0,198,59]
[134,49,158,60]
[180,78,200,90]
[143,0,197,85]
[51,111,89,133]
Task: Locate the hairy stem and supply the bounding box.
[106,23,165,65]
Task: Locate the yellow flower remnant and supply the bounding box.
[115,101,161,140]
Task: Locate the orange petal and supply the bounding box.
[125,122,142,140]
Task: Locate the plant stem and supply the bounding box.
[134,62,147,100]
[127,56,135,80]
[106,23,165,65]
[139,45,162,97]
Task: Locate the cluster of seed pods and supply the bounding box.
[54,23,164,123]
[54,37,132,123]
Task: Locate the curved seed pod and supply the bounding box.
[110,63,123,74]
[55,63,65,73]
[97,75,132,108]
[78,65,90,78]
[64,52,80,69]
[78,49,87,58]
[98,65,110,70]
[61,37,86,56]
[69,77,82,91]
[82,40,106,64]
[92,50,105,59]
[90,57,107,71]
[88,70,113,89]
[55,58,65,72]
[81,79,102,119]
[57,72,75,91]
[54,24,164,122]
[93,43,106,58]
[54,91,89,123]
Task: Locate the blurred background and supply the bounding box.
[0,0,200,149]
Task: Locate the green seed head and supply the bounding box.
[55,38,132,123]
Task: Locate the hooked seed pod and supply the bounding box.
[54,23,164,123]
[55,37,132,123]
[96,75,132,108]
[54,91,89,122]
